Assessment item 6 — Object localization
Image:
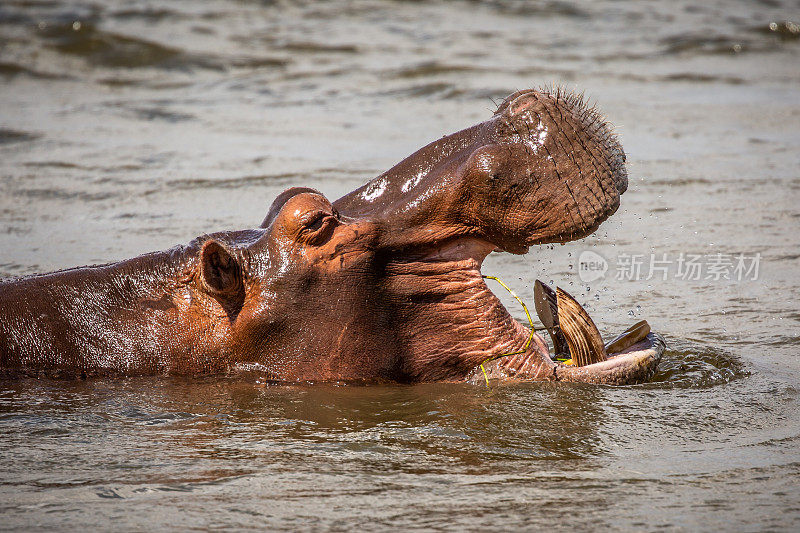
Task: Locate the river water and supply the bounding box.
[1,0,799,530]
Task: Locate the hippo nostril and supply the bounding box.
[505,92,540,119]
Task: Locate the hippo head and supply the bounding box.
[188,88,655,384]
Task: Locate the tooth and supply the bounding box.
[556,287,607,367]
[533,280,569,356]
[604,320,650,355]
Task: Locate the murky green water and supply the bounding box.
[1,0,799,529]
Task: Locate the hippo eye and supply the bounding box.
[306,212,327,231]
[299,210,338,244]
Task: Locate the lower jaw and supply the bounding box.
[553,334,665,384]
[468,332,665,385]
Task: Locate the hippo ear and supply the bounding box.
[199,240,245,316]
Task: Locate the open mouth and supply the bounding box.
[475,269,665,385]
[391,236,664,385]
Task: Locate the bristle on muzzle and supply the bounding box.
[556,287,607,367]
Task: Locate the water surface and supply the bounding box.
[1,0,799,530]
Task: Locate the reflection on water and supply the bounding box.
[1,0,799,529]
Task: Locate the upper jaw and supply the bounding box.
[334,87,627,256]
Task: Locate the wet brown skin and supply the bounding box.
[0,88,646,383]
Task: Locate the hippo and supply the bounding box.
[0,88,664,384]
